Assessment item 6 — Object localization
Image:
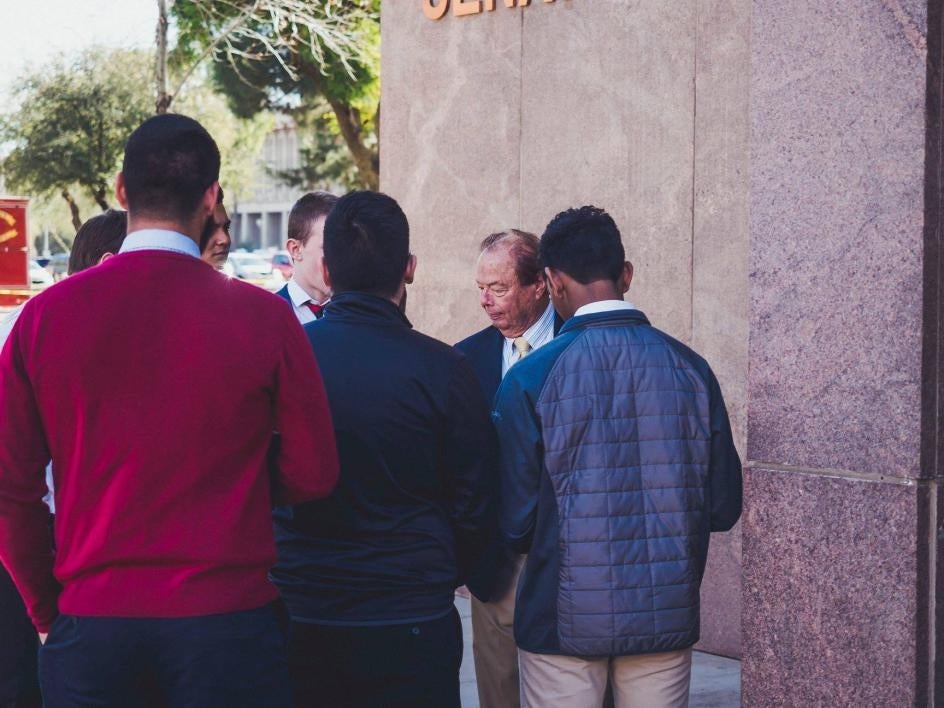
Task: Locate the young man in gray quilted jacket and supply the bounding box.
[492,205,742,708]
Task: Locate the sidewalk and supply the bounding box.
[455,596,740,707]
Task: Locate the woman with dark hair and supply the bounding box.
[67,208,128,275]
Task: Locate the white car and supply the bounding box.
[29,260,54,289]
[225,252,274,286]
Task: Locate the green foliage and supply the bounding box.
[273,103,367,191]
[172,71,274,201]
[1,49,152,209]
[171,0,380,189]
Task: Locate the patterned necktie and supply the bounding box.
[306,301,324,318]
[513,337,532,360]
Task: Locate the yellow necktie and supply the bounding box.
[513,337,532,360]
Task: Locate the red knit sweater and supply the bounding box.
[0,250,339,632]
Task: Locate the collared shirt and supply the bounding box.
[119,229,201,258]
[502,301,557,377]
[574,299,639,318]
[286,279,326,325]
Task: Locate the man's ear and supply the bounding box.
[404,253,418,285]
[544,266,566,298]
[533,273,548,300]
[619,260,634,294]
[115,173,129,209]
[201,182,220,217]
[96,252,115,266]
[286,239,302,262]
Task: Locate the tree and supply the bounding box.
[172,0,380,189]
[0,50,152,230]
[172,70,274,199]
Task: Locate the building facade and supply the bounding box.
[381,1,943,704]
[230,117,303,251]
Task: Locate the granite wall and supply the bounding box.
[381,0,749,658]
[743,0,941,704]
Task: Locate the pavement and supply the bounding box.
[455,596,740,707]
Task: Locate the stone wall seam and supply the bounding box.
[747,461,922,487]
[517,8,524,229]
[925,0,944,699]
[689,1,698,348]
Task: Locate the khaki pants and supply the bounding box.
[470,555,527,708]
[519,647,692,708]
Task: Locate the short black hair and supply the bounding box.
[540,206,625,284]
[288,191,338,245]
[323,191,409,298]
[68,209,128,275]
[121,114,220,223]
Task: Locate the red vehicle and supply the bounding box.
[271,251,293,282]
[0,197,30,307]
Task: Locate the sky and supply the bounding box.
[0,0,158,100]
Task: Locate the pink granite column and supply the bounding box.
[743,0,942,704]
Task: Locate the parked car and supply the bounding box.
[46,253,70,281]
[29,260,54,289]
[271,251,293,282]
[226,252,273,287]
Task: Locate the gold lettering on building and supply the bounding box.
[424,0,564,20]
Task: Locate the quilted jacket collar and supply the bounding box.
[558,308,650,335]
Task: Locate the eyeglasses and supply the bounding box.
[476,284,511,298]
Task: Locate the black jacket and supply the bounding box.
[493,308,742,655]
[271,293,498,625]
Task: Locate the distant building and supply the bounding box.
[230,117,302,251]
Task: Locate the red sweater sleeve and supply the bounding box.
[0,313,59,632]
[271,315,339,506]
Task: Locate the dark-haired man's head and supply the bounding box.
[287,191,338,303]
[68,209,129,275]
[540,206,633,320]
[116,114,221,243]
[322,191,416,306]
[200,187,231,270]
[475,229,548,338]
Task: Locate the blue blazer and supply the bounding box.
[453,311,563,601]
[275,284,292,306]
[455,314,564,404]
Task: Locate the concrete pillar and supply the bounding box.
[742,1,941,703]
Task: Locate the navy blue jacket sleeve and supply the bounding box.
[707,372,742,531]
[443,356,499,585]
[492,371,544,554]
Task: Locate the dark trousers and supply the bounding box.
[288,609,463,708]
[39,604,291,708]
[0,567,40,708]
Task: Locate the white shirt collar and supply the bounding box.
[287,279,322,307]
[505,301,556,347]
[573,299,638,318]
[501,302,557,377]
[119,229,200,258]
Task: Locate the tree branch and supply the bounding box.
[298,62,378,190]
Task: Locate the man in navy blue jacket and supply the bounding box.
[455,229,560,708]
[271,191,498,708]
[493,206,742,708]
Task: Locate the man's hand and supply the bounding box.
[38,633,47,645]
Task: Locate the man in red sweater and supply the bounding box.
[0,114,339,707]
